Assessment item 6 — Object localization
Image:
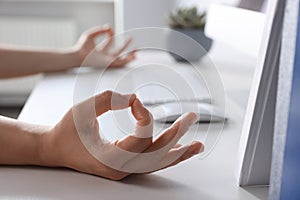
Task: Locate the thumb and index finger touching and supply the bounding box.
[94,91,153,153]
[93,91,201,155]
[84,25,113,40]
[78,91,203,173]
[83,26,134,56]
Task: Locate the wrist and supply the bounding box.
[69,42,91,67]
[37,127,61,167]
[62,47,82,70]
[46,47,82,72]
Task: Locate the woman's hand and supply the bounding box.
[0,25,135,78]
[39,91,203,180]
[73,26,136,68]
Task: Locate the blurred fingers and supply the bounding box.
[110,50,136,68]
[84,25,113,41]
[101,29,114,53]
[113,37,133,57]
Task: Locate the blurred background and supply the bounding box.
[0,0,267,118]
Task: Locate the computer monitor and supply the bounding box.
[237,0,285,186]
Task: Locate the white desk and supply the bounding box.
[0,43,268,199]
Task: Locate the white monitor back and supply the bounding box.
[236,0,286,186]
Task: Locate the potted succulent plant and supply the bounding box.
[166,7,213,62]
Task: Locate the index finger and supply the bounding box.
[115,98,153,153]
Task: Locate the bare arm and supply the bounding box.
[0,47,79,78]
[0,116,49,165]
[0,25,136,78]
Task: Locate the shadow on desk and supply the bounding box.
[0,166,214,199]
[122,174,191,190]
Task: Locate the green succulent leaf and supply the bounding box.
[169,7,206,29]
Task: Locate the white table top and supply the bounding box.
[0,43,268,200]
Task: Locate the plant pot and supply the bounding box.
[166,28,213,62]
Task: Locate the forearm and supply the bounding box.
[0,116,51,165]
[0,45,81,78]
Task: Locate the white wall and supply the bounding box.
[121,0,239,48]
[122,0,239,31]
[123,0,176,30]
[0,1,114,39]
[175,0,239,11]
[0,1,115,105]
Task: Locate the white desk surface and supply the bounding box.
[0,43,268,200]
